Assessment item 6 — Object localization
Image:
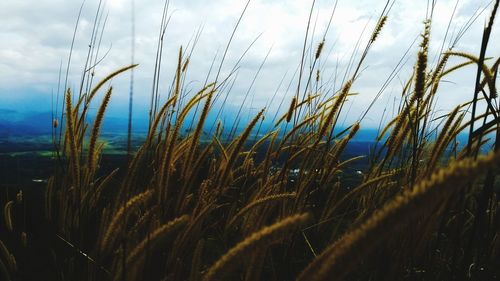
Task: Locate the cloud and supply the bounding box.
[0,0,498,128]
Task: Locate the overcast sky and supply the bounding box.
[0,0,499,128]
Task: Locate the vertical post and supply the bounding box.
[127,0,136,161]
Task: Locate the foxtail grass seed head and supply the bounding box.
[204,213,310,281]
[420,19,431,50]
[88,64,138,102]
[315,40,325,59]
[350,122,360,137]
[126,215,189,267]
[101,189,154,252]
[88,86,113,173]
[286,97,297,123]
[414,20,431,99]
[370,15,387,42]
[182,57,190,73]
[317,80,352,140]
[3,201,13,232]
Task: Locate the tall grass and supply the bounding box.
[2,0,497,280]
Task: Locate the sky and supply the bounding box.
[0,0,499,130]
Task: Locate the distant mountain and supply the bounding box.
[0,110,52,137]
[0,108,470,147]
[0,109,151,138]
[0,109,381,142]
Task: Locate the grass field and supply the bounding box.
[1,0,500,280]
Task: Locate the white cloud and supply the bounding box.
[0,0,498,127]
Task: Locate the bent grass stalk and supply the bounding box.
[227,193,297,228]
[203,213,310,281]
[100,189,154,253]
[87,86,113,174]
